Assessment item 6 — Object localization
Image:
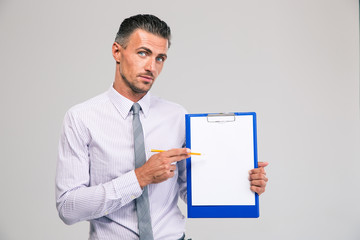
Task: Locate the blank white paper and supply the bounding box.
[190,115,256,206]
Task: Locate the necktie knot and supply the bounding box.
[132,103,141,115]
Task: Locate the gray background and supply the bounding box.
[0,0,359,239]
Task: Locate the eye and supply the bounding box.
[138,51,147,57]
[156,56,165,62]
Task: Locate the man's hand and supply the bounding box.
[249,161,269,195]
[135,148,190,188]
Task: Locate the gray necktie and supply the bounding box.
[132,103,154,240]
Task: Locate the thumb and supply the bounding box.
[257,161,269,168]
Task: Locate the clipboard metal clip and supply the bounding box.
[207,113,236,123]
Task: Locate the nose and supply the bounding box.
[145,58,156,72]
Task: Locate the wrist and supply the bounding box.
[134,168,150,189]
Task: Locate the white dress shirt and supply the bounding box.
[56,86,187,240]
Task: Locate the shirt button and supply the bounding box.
[131,195,136,199]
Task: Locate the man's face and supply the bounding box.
[116,29,168,95]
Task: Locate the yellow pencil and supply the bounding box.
[151,149,201,155]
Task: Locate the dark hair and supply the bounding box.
[115,14,171,48]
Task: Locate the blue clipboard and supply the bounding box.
[186,112,259,218]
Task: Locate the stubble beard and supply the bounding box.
[120,72,152,94]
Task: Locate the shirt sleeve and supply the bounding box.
[55,110,142,225]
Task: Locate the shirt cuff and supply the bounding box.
[111,170,143,205]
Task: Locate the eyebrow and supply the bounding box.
[136,47,167,59]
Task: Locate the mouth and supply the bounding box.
[138,75,154,83]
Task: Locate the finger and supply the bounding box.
[151,162,177,176]
[249,167,265,175]
[169,155,189,164]
[250,179,267,187]
[169,165,177,172]
[249,173,268,182]
[168,152,191,163]
[153,169,176,182]
[250,186,265,195]
[152,173,166,183]
[257,162,269,168]
[163,148,191,158]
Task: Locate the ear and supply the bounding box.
[112,42,122,63]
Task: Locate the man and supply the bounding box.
[56,14,268,240]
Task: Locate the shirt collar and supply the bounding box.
[107,86,151,119]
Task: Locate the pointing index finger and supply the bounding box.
[163,148,191,157]
[158,148,191,163]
